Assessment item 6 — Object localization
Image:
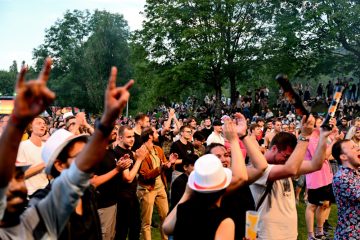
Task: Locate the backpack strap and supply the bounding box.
[255,181,274,211]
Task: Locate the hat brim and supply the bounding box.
[187,168,232,193]
[45,134,88,174]
[15,165,31,173]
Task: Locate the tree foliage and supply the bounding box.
[33,10,131,113]
[135,0,277,116]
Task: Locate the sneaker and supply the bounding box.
[308,237,323,240]
[324,221,335,231]
[323,222,335,236]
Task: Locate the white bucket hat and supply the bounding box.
[188,154,232,193]
[42,129,88,174]
[63,111,74,120]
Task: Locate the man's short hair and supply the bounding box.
[205,143,225,154]
[118,125,133,137]
[180,125,191,132]
[193,131,205,141]
[256,118,264,123]
[135,113,148,123]
[269,132,297,151]
[183,154,198,166]
[249,123,260,133]
[141,127,154,143]
[332,139,349,165]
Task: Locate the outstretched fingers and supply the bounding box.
[38,57,52,83]
[107,67,118,90]
[116,79,134,104]
[123,79,134,91]
[15,67,27,90]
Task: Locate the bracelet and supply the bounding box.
[239,134,248,140]
[95,121,114,137]
[298,135,310,142]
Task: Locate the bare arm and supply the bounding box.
[122,146,147,183]
[299,123,341,175]
[91,169,120,188]
[163,185,193,235]
[0,58,55,187]
[214,218,235,240]
[268,115,315,182]
[243,136,268,184]
[75,68,134,173]
[223,116,248,193]
[91,157,132,187]
[25,163,45,179]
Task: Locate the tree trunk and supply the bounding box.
[229,69,236,106]
[213,67,222,118]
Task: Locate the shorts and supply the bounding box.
[293,175,305,188]
[307,183,335,206]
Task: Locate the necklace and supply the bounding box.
[146,145,159,161]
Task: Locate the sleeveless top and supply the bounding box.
[221,185,255,239]
[174,201,229,240]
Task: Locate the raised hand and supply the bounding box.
[76,112,86,126]
[12,57,55,126]
[101,67,134,127]
[116,155,132,172]
[233,112,247,137]
[300,114,315,137]
[169,153,178,164]
[169,108,175,118]
[135,145,148,162]
[319,123,334,139]
[223,119,238,142]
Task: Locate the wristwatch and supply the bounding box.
[95,121,114,137]
[298,135,309,142]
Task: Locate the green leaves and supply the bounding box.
[32,10,131,114]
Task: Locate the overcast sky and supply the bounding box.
[0,0,146,70]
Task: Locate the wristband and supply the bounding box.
[95,121,114,137]
[298,135,310,142]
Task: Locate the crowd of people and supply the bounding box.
[0,58,359,240]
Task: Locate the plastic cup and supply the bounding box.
[245,210,259,240]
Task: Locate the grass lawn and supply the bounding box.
[149,201,338,240]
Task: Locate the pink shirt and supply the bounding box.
[304,133,333,189]
[224,138,247,159]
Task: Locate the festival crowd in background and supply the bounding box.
[0,59,359,240]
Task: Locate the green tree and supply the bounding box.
[81,10,131,112]
[33,10,131,113]
[136,0,275,116]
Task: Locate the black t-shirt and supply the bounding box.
[201,127,213,140]
[94,148,120,208]
[114,146,138,196]
[174,200,229,240]
[170,140,194,172]
[132,132,142,151]
[170,173,188,210]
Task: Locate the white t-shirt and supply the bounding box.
[206,132,225,146]
[17,140,48,195]
[250,165,297,240]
